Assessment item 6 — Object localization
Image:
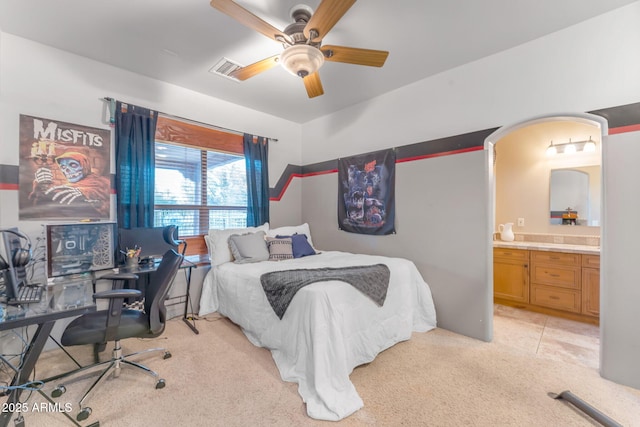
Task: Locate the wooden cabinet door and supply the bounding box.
[582,267,600,316]
[494,257,529,303]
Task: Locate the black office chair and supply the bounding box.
[47,249,183,422]
[116,225,185,308]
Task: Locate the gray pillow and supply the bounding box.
[228,231,269,264]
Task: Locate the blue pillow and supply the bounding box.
[276,233,316,258]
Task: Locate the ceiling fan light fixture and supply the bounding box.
[279,44,325,78]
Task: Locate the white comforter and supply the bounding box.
[198,251,437,421]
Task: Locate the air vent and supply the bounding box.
[209,57,243,82]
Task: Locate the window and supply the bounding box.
[153,117,247,236]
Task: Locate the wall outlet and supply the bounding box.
[517,218,525,227]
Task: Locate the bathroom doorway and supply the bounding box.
[485,112,607,370]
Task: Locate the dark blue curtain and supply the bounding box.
[244,134,269,227]
[115,102,158,228]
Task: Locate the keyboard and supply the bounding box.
[13,285,43,304]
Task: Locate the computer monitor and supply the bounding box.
[0,228,27,302]
[118,226,181,264]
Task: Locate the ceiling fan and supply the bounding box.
[210,0,389,98]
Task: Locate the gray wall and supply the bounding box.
[303,150,492,340]
[601,129,640,388]
[299,2,640,390]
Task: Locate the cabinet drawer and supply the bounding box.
[530,284,581,313]
[493,247,528,261]
[530,251,580,266]
[582,254,600,268]
[531,265,580,289]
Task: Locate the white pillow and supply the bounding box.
[267,223,314,248]
[206,222,269,266]
[228,231,269,264]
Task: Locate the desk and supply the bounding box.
[116,254,203,335]
[0,285,96,427]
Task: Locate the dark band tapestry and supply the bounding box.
[338,148,395,235]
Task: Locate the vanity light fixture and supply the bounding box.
[545,137,597,156]
[583,137,596,152]
[564,142,577,154]
[545,141,557,156]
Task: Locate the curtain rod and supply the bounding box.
[103,97,278,142]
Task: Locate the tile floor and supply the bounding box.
[493,304,600,370]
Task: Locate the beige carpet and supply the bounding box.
[16,313,640,427]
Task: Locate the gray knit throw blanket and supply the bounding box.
[260,264,390,319]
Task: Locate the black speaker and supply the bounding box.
[1,228,32,267]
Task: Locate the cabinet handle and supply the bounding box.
[549,273,560,277]
[550,256,560,260]
[549,296,560,300]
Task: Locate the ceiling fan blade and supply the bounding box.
[303,72,324,98]
[321,45,389,67]
[229,55,280,81]
[303,0,356,42]
[210,0,291,43]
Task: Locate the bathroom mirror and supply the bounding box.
[549,166,600,226]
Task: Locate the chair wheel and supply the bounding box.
[155,379,166,389]
[163,351,172,359]
[51,385,66,398]
[77,407,92,421]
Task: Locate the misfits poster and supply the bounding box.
[338,148,396,235]
[19,115,111,220]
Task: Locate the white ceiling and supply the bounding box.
[0,0,635,123]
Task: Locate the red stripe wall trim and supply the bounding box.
[302,169,339,177]
[269,124,636,201]
[269,169,338,201]
[609,124,640,135]
[1,124,636,201]
[269,146,483,200]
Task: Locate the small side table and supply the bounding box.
[180,254,209,335]
[181,258,198,334]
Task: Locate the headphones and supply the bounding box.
[0,229,32,268]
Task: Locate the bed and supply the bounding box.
[198,223,437,421]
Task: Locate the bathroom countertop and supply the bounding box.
[493,240,600,255]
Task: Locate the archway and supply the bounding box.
[484,112,607,369]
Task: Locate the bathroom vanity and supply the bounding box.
[493,241,599,324]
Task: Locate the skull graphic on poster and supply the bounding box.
[29,151,110,217]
